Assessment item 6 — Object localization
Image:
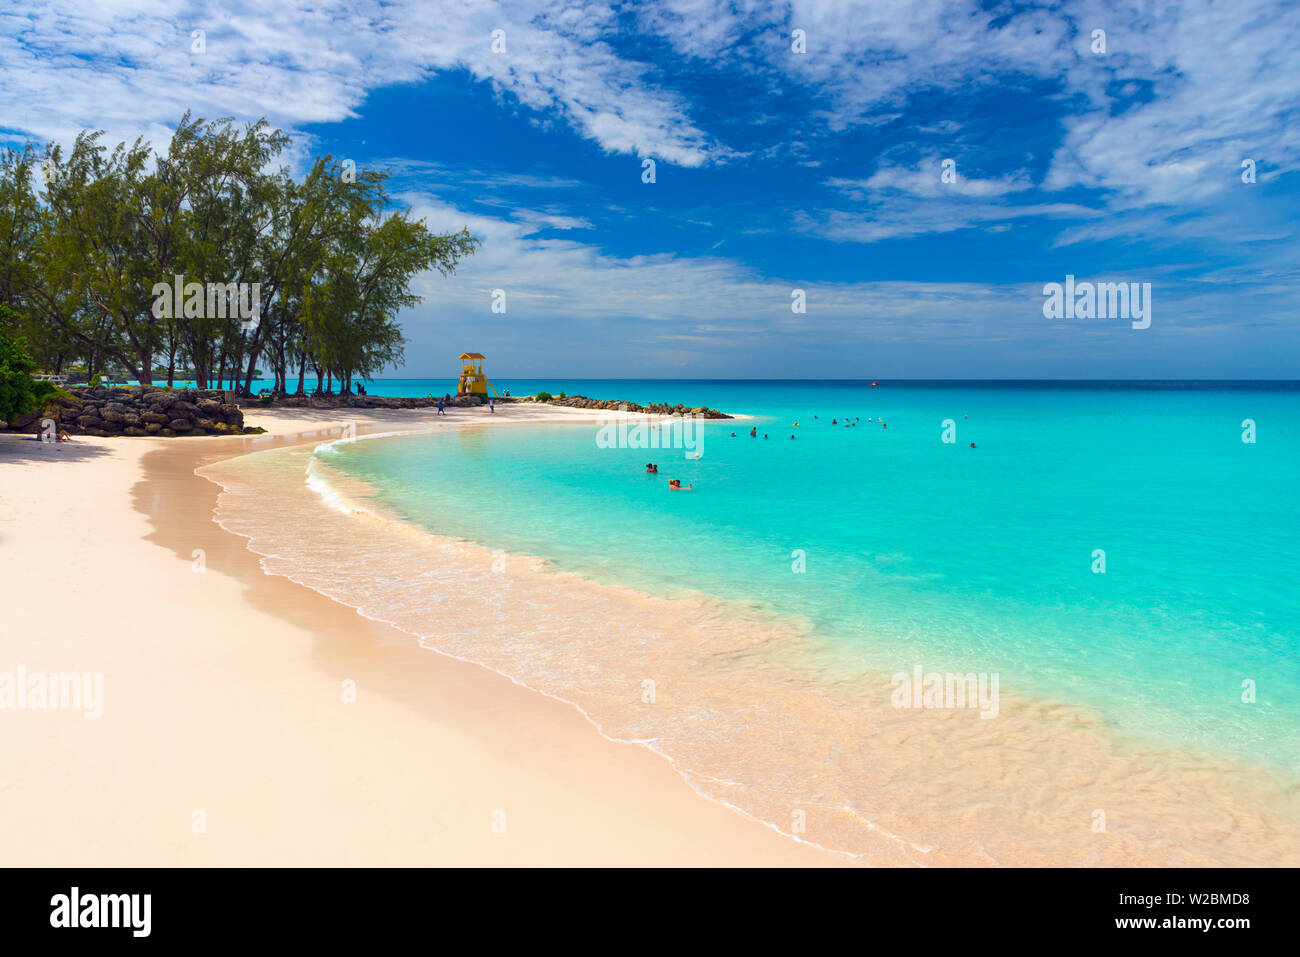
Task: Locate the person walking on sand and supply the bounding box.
[489,397,495,413]
[437,397,444,415]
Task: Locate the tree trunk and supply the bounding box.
[242,341,259,396]
[275,331,287,394]
[131,344,153,386]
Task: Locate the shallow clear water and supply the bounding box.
[313,380,1300,771]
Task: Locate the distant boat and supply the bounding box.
[870,381,879,387]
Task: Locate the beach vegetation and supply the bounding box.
[0,311,38,421]
[0,116,479,396]
[535,391,553,402]
[30,379,59,402]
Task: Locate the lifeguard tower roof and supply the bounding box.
[460,352,486,359]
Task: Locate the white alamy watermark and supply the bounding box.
[595,404,705,459]
[50,887,150,937]
[151,274,261,331]
[1042,275,1151,329]
[0,665,103,719]
[890,665,999,719]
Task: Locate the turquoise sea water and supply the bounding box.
[311,380,1300,771]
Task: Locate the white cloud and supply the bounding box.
[632,0,1300,213]
[851,162,1033,200]
[1042,0,1300,207]
[0,0,720,165]
[809,160,1095,243]
[807,201,1102,244]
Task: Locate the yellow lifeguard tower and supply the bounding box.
[457,352,500,397]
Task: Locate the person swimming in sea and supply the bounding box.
[646,463,658,473]
[668,479,692,490]
[749,427,757,438]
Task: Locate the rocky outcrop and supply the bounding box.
[534,395,732,419]
[4,386,254,437]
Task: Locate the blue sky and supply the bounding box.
[3,0,1299,378]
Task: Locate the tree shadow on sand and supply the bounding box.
[0,434,115,466]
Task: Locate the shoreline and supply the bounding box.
[0,403,837,866]
[201,427,872,862]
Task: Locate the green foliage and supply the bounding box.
[300,198,479,392]
[259,394,274,405]
[4,115,479,393]
[89,373,100,388]
[31,379,58,401]
[558,390,567,399]
[0,312,38,421]
[535,391,553,402]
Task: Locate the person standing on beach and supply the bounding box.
[489,397,495,413]
[437,397,444,415]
